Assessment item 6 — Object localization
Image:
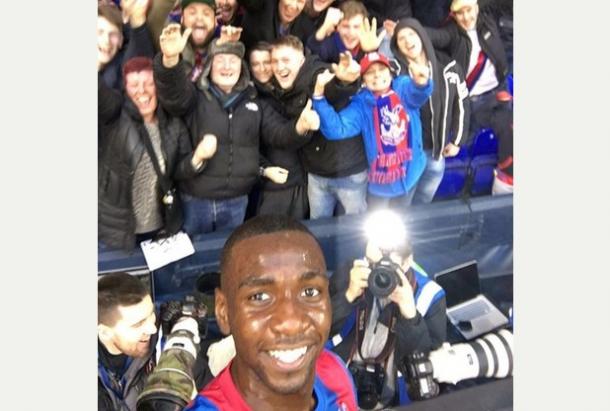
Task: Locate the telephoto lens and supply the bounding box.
[429,329,513,385]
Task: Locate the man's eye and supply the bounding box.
[302,287,320,298]
[248,292,270,302]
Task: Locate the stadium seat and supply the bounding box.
[434,146,470,200]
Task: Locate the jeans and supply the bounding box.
[367,189,416,211]
[182,193,248,237]
[307,170,368,219]
[411,150,445,205]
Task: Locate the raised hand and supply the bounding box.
[332,52,361,84]
[263,167,289,184]
[313,69,336,97]
[160,24,192,67]
[383,19,397,38]
[122,0,149,27]
[192,134,218,166]
[218,25,243,45]
[345,259,371,303]
[359,17,386,52]
[316,7,344,40]
[388,265,417,319]
[296,99,320,134]
[408,60,431,86]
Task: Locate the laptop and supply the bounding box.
[434,260,508,340]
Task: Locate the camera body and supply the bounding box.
[160,295,208,340]
[368,256,404,298]
[348,362,385,410]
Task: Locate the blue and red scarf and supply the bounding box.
[369,90,411,184]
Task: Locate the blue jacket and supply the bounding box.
[313,76,433,197]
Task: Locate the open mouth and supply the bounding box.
[266,346,309,370]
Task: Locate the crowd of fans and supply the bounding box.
[98,0,513,252]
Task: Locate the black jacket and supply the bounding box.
[425,7,509,87]
[98,79,197,251]
[391,18,470,159]
[237,0,316,50]
[153,53,308,199]
[254,79,310,191]
[268,54,367,179]
[97,334,158,411]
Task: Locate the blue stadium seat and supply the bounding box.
[470,128,498,157]
[433,146,470,200]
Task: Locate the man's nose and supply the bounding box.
[270,297,308,335]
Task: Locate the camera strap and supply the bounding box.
[136,121,172,196]
[354,301,398,365]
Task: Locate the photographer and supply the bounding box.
[328,211,447,409]
[98,273,211,411]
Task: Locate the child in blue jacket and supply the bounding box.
[312,52,433,209]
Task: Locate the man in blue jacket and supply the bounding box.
[312,51,432,209]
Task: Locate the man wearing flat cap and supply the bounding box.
[153,26,321,236]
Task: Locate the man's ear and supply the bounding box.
[215,288,231,336]
[98,323,114,341]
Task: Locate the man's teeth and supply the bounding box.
[268,346,307,363]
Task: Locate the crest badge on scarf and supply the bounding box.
[369,90,412,184]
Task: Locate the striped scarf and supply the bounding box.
[369,90,411,184]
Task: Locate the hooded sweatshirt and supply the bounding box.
[389,18,469,160]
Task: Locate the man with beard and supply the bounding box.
[148,0,219,82]
[263,35,368,220]
[237,0,315,49]
[98,273,159,411]
[154,26,320,236]
[184,215,358,410]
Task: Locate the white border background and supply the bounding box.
[2,0,610,408]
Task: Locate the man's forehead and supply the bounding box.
[226,232,325,276]
[272,46,301,57]
[116,296,153,326]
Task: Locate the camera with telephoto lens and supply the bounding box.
[405,329,513,400]
[160,295,208,340]
[368,255,405,298]
[348,362,385,410]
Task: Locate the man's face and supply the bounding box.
[215,0,238,24]
[215,230,330,397]
[271,45,305,90]
[363,62,392,93]
[396,27,424,61]
[312,0,334,13]
[125,70,158,120]
[182,3,217,47]
[337,14,364,51]
[278,0,307,25]
[250,50,273,84]
[453,4,478,31]
[101,295,157,358]
[97,16,122,65]
[211,53,242,92]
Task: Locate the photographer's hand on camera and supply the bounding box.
[388,266,417,320]
[345,259,371,303]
